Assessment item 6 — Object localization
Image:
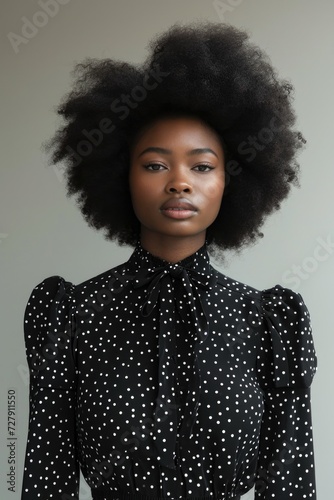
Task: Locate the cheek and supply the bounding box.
[204,178,225,201]
[131,182,156,212]
[129,170,159,220]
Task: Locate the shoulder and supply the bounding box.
[214,268,312,323]
[24,276,77,388]
[213,269,317,389]
[74,260,132,297]
[215,268,262,303]
[24,275,76,321]
[24,275,76,335]
[258,284,317,389]
[25,257,133,321]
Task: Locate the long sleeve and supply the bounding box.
[21,276,79,500]
[255,285,317,499]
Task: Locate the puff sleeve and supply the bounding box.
[254,285,317,499]
[21,276,79,500]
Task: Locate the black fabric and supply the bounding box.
[21,242,317,499]
[90,494,241,500]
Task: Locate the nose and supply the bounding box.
[165,170,192,194]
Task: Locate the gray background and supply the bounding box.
[1,0,333,498]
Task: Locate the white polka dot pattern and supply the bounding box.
[21,243,317,499]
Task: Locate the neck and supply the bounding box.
[139,232,206,263]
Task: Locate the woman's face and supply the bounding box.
[129,115,225,247]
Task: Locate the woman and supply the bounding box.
[21,22,317,499]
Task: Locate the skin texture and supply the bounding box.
[129,116,226,263]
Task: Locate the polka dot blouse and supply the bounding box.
[21,242,317,499]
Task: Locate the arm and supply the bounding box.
[255,286,317,499]
[255,386,316,498]
[21,276,79,500]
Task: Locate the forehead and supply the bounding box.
[131,115,223,152]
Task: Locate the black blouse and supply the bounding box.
[21,242,317,500]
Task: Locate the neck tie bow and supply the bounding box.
[133,260,217,469]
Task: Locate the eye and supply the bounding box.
[192,164,214,172]
[143,163,166,171]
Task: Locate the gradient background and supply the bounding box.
[1,1,333,498]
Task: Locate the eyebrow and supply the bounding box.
[137,146,219,159]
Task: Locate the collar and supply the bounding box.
[128,240,213,275]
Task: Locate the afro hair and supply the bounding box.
[44,21,306,255]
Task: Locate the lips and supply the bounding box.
[160,198,197,211]
[160,198,198,220]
